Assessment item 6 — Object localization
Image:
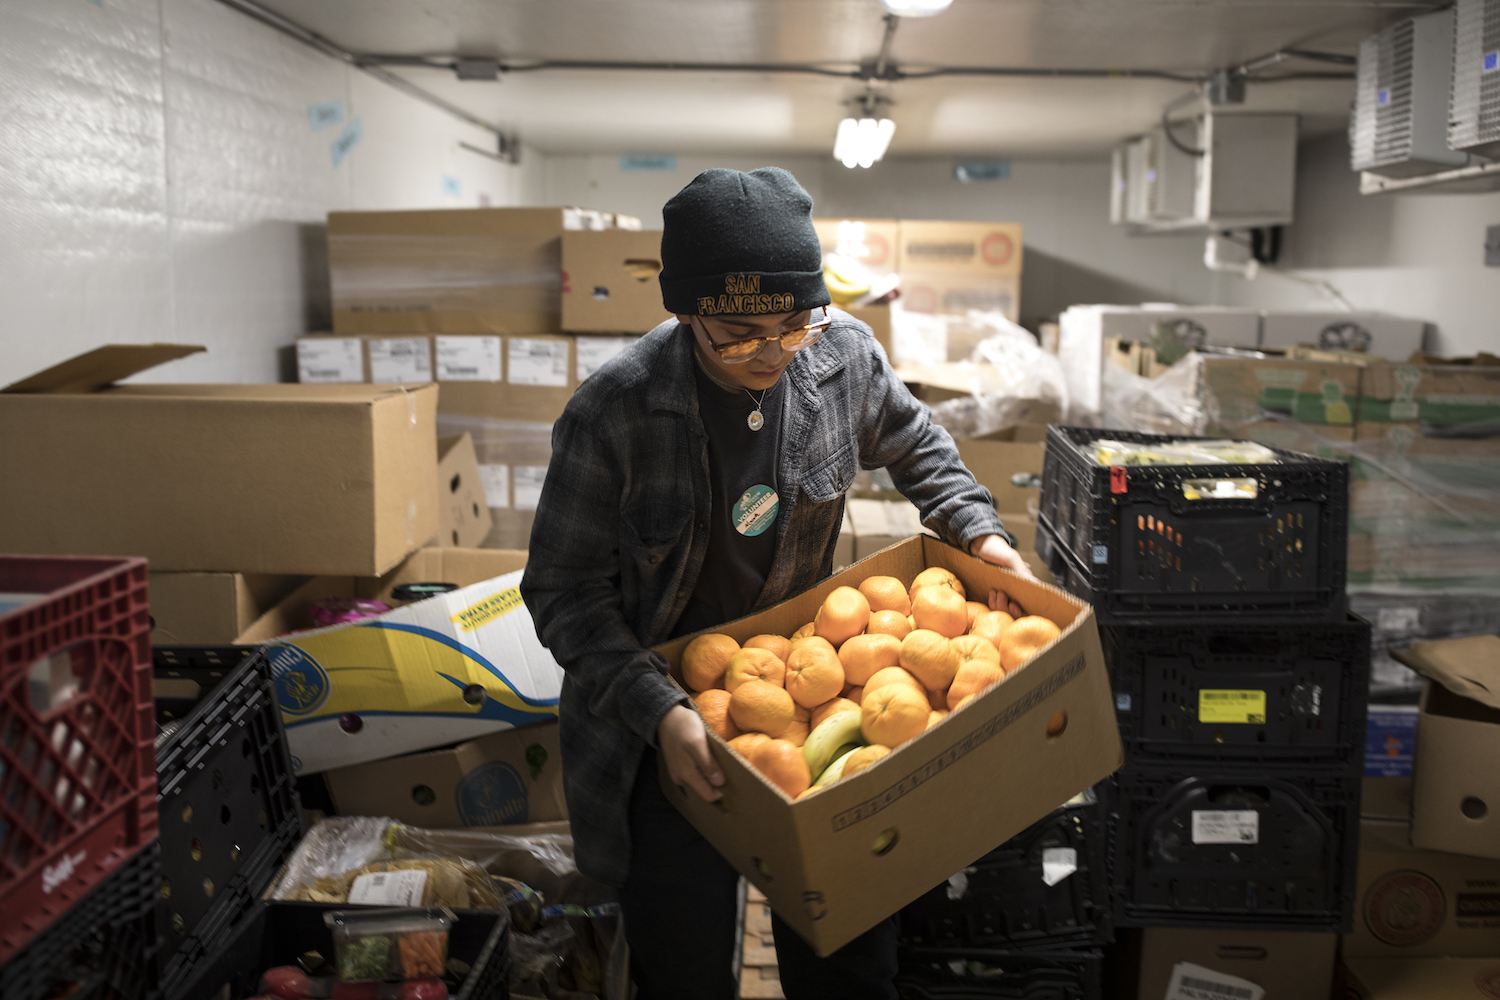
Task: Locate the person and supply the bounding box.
[520,167,1032,1000]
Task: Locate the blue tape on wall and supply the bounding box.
[331,117,362,168]
[621,154,676,172]
[309,99,345,131]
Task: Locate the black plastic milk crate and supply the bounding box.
[899,794,1111,950]
[895,946,1102,1000]
[1036,426,1348,623]
[0,839,161,1000]
[153,645,303,997]
[1105,765,1361,932]
[171,901,510,1000]
[1104,615,1371,765]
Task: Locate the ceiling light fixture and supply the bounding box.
[878,0,954,17]
[834,92,896,168]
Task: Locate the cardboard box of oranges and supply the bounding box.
[653,534,1121,956]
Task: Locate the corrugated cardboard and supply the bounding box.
[0,346,439,576]
[1360,361,1500,426]
[844,306,892,358]
[813,218,899,276]
[1133,928,1337,1000]
[1260,312,1429,362]
[149,571,306,645]
[437,434,494,549]
[1343,957,1500,999]
[957,424,1047,514]
[1395,637,1500,859]
[1203,353,1364,426]
[1221,419,1356,462]
[834,507,854,572]
[560,229,667,333]
[897,221,1023,277]
[652,534,1121,956]
[1343,818,1500,958]
[325,720,566,828]
[845,498,939,562]
[899,272,1020,322]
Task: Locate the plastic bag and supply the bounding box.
[1100,351,1211,436]
[921,311,1069,440]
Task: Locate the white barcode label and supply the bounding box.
[297,338,363,383]
[576,336,638,381]
[1376,606,1421,633]
[347,869,428,906]
[1041,847,1077,886]
[508,338,570,387]
[478,464,510,508]
[1192,809,1259,844]
[513,466,548,511]
[436,336,501,382]
[1164,961,1265,1000]
[369,337,431,384]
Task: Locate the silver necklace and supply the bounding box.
[745,388,769,431]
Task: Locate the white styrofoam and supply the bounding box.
[1259,312,1430,360]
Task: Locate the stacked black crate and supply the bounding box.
[1034,426,1369,934]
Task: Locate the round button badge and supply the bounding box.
[733,485,779,537]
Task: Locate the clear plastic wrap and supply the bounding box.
[918,311,1068,440]
[1099,351,1211,436]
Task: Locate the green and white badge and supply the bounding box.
[733,485,779,537]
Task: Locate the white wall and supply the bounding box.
[540,153,1215,325]
[1207,134,1500,358]
[0,0,542,387]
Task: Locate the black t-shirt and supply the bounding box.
[671,361,784,637]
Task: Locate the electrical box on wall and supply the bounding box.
[1351,8,1467,177]
[1449,0,1500,160]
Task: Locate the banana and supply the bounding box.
[802,710,865,780]
[812,745,863,788]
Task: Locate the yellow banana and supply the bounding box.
[812,745,862,787]
[802,710,865,780]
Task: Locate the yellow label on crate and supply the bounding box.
[450,586,524,632]
[1198,689,1267,724]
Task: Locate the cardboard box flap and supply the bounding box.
[3,344,206,394]
[1393,635,1500,710]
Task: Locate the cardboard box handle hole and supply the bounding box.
[1046,710,1068,740]
[872,828,899,856]
[1462,796,1488,820]
[412,784,436,806]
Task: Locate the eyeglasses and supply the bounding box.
[694,308,832,363]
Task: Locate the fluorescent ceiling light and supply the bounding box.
[879,0,954,17]
[834,117,896,168]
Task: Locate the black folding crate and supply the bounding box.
[896,946,1102,1000]
[153,645,303,997]
[1105,765,1361,932]
[1036,426,1348,623]
[1103,614,1371,766]
[899,793,1111,950]
[1,839,161,1000]
[169,900,509,1000]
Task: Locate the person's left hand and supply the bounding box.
[970,533,1034,617]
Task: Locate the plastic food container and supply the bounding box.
[324,907,456,982]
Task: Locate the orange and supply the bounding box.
[790,634,837,658]
[838,632,902,686]
[998,616,1062,673]
[912,585,968,639]
[861,685,930,748]
[793,703,811,723]
[948,635,1004,710]
[970,610,1015,647]
[791,621,817,640]
[867,609,913,641]
[782,718,810,747]
[729,680,795,737]
[951,694,975,711]
[749,739,811,798]
[727,732,772,758]
[724,648,786,692]
[928,709,948,729]
[786,642,845,708]
[865,665,924,697]
[965,601,989,631]
[925,684,949,708]
[814,586,871,648]
[858,575,911,616]
[843,744,890,776]
[744,633,792,662]
[847,685,865,705]
[692,689,740,742]
[909,566,966,602]
[899,630,960,691]
[682,633,738,692]
[811,696,862,729]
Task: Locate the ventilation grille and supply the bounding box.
[1352,19,1417,170]
[1449,0,1500,155]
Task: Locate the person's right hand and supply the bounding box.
[657,703,726,802]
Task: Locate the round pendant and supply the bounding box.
[747,409,764,431]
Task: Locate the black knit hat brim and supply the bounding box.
[661,269,831,317]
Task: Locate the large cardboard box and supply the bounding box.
[899,272,1020,323]
[957,424,1047,514]
[813,218,899,276]
[1360,360,1500,426]
[897,221,1023,277]
[1343,957,1500,999]
[325,720,566,828]
[1260,312,1429,361]
[1221,419,1355,462]
[1132,927,1337,1000]
[652,535,1121,955]
[0,345,439,576]
[844,305,893,357]
[327,207,621,335]
[844,498,938,562]
[1396,636,1500,860]
[1352,421,1500,490]
[1343,818,1500,959]
[560,229,668,333]
[1202,353,1364,426]
[437,433,494,549]
[149,571,306,645]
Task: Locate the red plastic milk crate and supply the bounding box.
[0,556,157,964]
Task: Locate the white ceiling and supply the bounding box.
[251,0,1442,156]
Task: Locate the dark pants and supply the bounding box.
[620,752,899,1000]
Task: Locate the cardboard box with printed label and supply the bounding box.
[1342,957,1500,1000]
[1202,353,1364,427]
[652,534,1121,956]
[897,221,1024,277]
[1351,421,1500,489]
[1131,927,1337,1000]
[1359,360,1500,426]
[0,345,439,576]
[1260,312,1429,361]
[958,424,1047,514]
[561,229,667,333]
[1342,818,1500,959]
[899,272,1020,323]
[1223,419,1355,462]
[1395,636,1500,861]
[149,571,307,646]
[813,218,900,276]
[325,720,566,828]
[437,434,494,549]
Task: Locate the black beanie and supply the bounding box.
[659,167,831,317]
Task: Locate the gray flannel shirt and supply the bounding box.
[519,311,1007,886]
